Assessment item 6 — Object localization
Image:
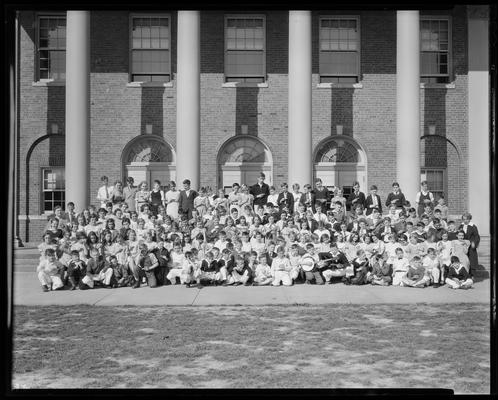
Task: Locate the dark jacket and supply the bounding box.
[250,183,270,207]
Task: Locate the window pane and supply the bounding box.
[320,51,357,75]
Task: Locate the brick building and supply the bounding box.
[13,6,491,243]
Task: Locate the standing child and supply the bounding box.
[149,180,165,216]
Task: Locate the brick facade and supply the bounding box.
[16,7,472,243]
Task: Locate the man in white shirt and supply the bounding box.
[96,175,113,208]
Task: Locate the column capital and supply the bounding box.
[467,5,489,20]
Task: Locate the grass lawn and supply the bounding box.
[11,304,490,393]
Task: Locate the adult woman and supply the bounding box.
[165,181,180,220]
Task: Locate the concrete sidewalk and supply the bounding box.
[14,270,490,306]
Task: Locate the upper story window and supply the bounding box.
[224,15,266,83]
[420,17,450,84]
[130,15,171,83]
[319,16,360,84]
[37,15,66,81]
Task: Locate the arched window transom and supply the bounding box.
[315,139,359,163]
[219,138,268,164]
[125,138,173,163]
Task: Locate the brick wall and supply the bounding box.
[17,8,471,242]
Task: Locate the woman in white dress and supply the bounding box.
[238,184,253,212]
[165,181,180,220]
[291,183,303,214]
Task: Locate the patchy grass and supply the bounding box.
[12,304,490,393]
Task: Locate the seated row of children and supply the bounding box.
[36,210,473,291]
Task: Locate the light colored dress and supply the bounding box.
[165,189,180,220]
[451,239,470,270]
[194,195,210,217]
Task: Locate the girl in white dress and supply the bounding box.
[165,181,180,220]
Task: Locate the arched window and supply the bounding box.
[218,136,272,189]
[315,139,359,163]
[124,138,173,163]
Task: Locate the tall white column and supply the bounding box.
[396,10,420,207]
[176,11,201,190]
[468,7,489,235]
[65,11,90,211]
[288,10,312,189]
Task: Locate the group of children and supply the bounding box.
[35,179,476,292]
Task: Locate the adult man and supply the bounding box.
[178,179,198,220]
[346,181,366,212]
[364,184,382,215]
[123,177,137,213]
[276,182,294,214]
[96,175,113,209]
[250,172,270,213]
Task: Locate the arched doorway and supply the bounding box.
[218,136,273,190]
[313,136,367,197]
[122,136,176,189]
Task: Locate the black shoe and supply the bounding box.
[244,282,251,286]
[432,283,441,288]
[196,283,203,289]
[132,282,140,289]
[42,285,49,292]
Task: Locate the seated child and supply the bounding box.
[134,244,159,288]
[183,250,200,288]
[343,249,370,285]
[391,247,410,286]
[38,233,58,262]
[422,247,443,287]
[82,248,114,289]
[253,253,273,286]
[166,241,187,285]
[288,244,304,282]
[271,245,296,286]
[36,248,65,292]
[367,253,392,286]
[401,256,430,288]
[300,243,323,285]
[66,249,87,290]
[320,243,350,284]
[445,256,473,289]
[197,251,222,286]
[109,254,132,288]
[227,254,252,286]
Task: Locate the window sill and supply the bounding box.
[126,81,174,88]
[222,82,269,88]
[420,82,455,89]
[17,215,50,220]
[32,80,65,87]
[317,83,363,89]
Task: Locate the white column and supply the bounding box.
[396,10,420,207]
[288,10,312,189]
[176,11,201,190]
[65,11,90,211]
[468,7,489,235]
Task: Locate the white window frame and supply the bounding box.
[318,15,361,84]
[420,16,452,84]
[35,12,66,83]
[128,13,172,85]
[224,14,267,83]
[41,167,65,214]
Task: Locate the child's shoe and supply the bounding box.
[42,285,49,292]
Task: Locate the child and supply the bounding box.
[343,249,370,285]
[38,233,58,262]
[436,231,452,279]
[434,195,449,222]
[320,243,349,284]
[109,254,132,288]
[36,248,65,292]
[445,256,473,289]
[83,248,114,289]
[227,254,252,286]
[134,244,159,288]
[66,249,87,290]
[149,180,165,216]
[391,247,410,286]
[214,230,229,251]
[166,241,187,285]
[253,253,273,286]
[401,256,430,288]
[183,250,200,287]
[197,251,222,286]
[368,253,392,286]
[271,246,295,286]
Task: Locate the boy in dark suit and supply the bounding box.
[364,185,382,215]
[250,172,270,213]
[346,181,366,212]
[459,212,480,274]
[178,179,198,220]
[299,184,316,213]
[276,182,294,214]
